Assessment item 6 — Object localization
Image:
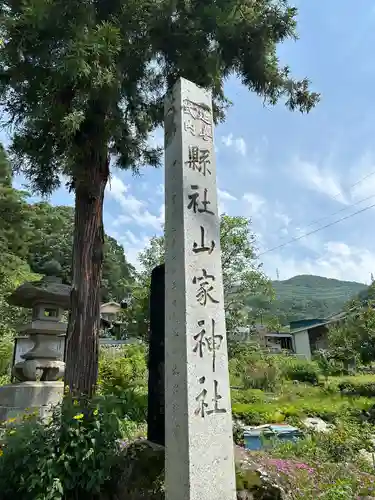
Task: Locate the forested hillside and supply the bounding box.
[247,274,367,326]
[0,144,135,317]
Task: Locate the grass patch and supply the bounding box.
[232,381,374,426]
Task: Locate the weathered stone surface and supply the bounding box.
[164,77,236,499]
[107,442,290,500]
[0,381,63,421]
[7,276,71,309]
[108,440,164,500]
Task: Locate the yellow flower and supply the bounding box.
[73,400,79,406]
[7,418,16,424]
[73,413,84,421]
[0,449,3,457]
[93,409,98,416]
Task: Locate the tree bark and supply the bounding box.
[64,156,109,397]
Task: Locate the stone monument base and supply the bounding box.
[0,381,64,421]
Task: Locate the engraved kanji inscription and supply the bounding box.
[207,380,227,415]
[183,99,211,124]
[195,376,208,417]
[193,269,219,306]
[195,378,227,417]
[193,226,215,254]
[199,122,213,141]
[184,119,196,136]
[185,146,211,176]
[187,185,214,215]
[193,318,223,372]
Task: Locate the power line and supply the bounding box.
[299,193,375,230]
[274,170,375,234]
[258,201,375,257]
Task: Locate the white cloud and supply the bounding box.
[273,201,292,233]
[218,188,237,215]
[124,230,141,246]
[106,175,163,230]
[218,189,237,201]
[221,133,247,156]
[111,214,133,227]
[324,241,352,257]
[119,233,152,270]
[132,204,164,229]
[243,192,265,215]
[349,153,375,202]
[263,240,375,284]
[108,175,128,197]
[290,158,348,204]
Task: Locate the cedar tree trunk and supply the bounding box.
[64,156,109,397]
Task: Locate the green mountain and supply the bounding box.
[248,275,368,326]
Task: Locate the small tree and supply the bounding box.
[0,0,318,395]
[328,286,375,368]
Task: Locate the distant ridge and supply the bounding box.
[246,274,367,325]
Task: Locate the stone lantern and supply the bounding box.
[0,272,70,420]
[10,275,70,382]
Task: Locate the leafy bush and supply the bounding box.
[230,349,281,392]
[233,422,244,447]
[0,337,13,379]
[338,377,375,397]
[314,350,344,378]
[274,419,372,464]
[0,374,10,386]
[231,388,267,405]
[237,450,375,500]
[97,344,148,423]
[242,357,280,392]
[232,392,373,426]
[279,357,320,385]
[0,395,122,500]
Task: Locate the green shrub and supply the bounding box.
[314,351,344,378]
[232,391,373,426]
[237,450,375,500]
[273,419,372,465]
[230,348,283,392]
[0,337,13,378]
[280,358,320,385]
[243,359,279,391]
[233,422,244,446]
[321,379,340,394]
[318,483,353,500]
[98,344,148,423]
[338,377,375,397]
[231,388,266,405]
[0,374,10,386]
[0,395,122,500]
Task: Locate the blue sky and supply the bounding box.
[6,0,375,283]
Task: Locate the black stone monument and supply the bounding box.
[147,263,165,446]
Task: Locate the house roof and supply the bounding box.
[292,311,347,335]
[101,301,120,308]
[100,302,121,314]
